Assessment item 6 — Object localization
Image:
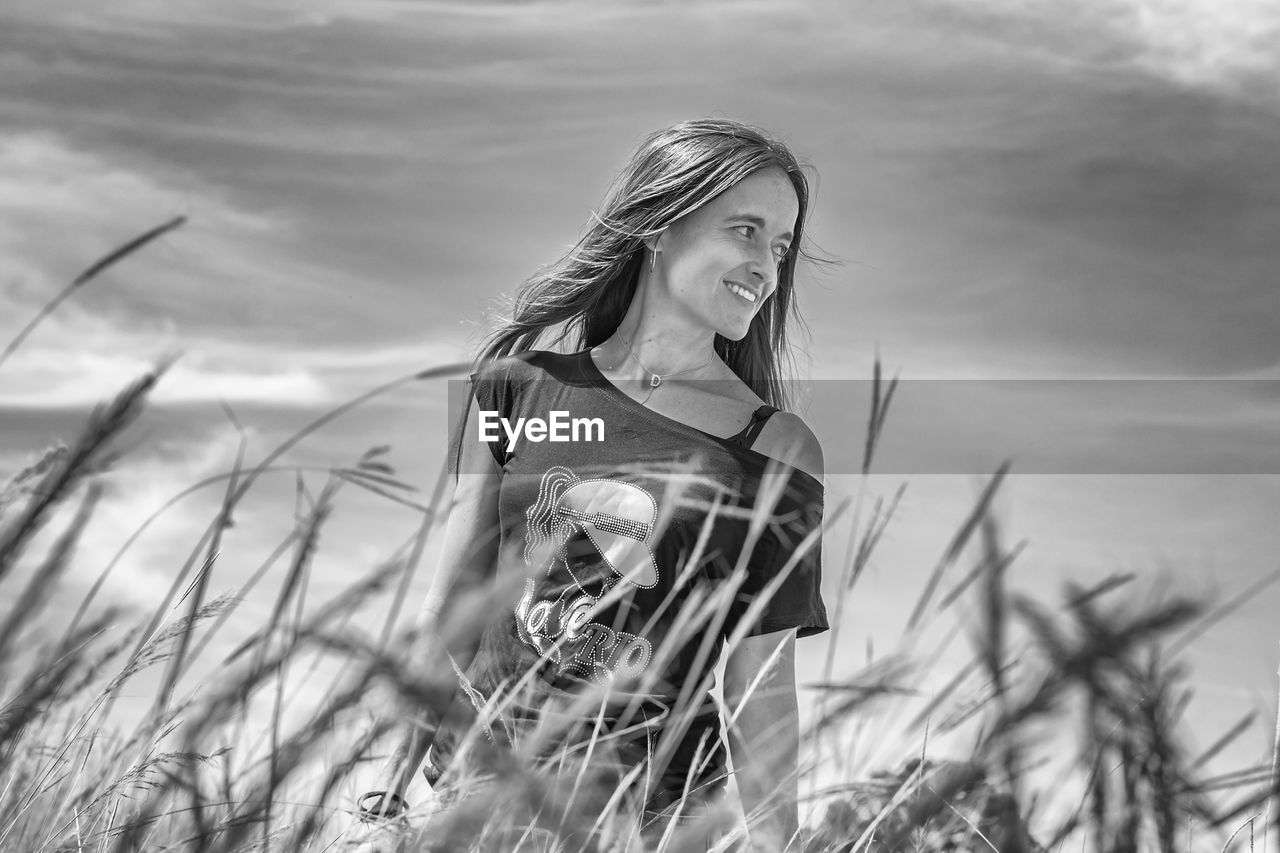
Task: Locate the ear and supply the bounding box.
[642,230,665,254]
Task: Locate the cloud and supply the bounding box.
[1114,0,1280,93]
[0,133,469,408]
[0,350,327,409]
[0,133,274,333]
[0,323,462,408]
[912,0,1280,100]
[0,133,387,335]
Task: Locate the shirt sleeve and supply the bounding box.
[730,468,829,639]
[447,358,516,480]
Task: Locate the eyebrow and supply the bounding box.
[729,214,793,243]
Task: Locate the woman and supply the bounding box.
[359,118,829,852]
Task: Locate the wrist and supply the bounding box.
[357,790,409,824]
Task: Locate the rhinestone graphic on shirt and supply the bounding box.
[515,466,657,683]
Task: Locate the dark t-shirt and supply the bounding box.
[432,349,828,809]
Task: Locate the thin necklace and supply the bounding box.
[617,333,717,404]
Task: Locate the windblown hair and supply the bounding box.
[476,118,819,411]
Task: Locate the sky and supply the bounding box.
[2,0,1278,836]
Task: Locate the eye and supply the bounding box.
[733,224,755,239]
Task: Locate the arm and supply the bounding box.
[723,412,823,849]
[724,628,801,852]
[373,389,504,803]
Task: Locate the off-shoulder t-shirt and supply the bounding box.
[431,349,828,811]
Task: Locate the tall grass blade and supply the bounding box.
[1266,646,1280,853]
[906,461,1010,632]
[0,215,186,368]
[0,482,101,660]
[0,365,168,584]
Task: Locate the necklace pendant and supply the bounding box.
[649,374,662,388]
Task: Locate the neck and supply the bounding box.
[605,315,719,379]
[596,264,725,380]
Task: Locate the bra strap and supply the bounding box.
[731,405,780,449]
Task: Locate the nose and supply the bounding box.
[746,247,777,295]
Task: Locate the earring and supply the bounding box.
[649,250,656,274]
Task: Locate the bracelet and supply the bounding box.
[357,790,409,824]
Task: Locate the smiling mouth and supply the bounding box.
[724,281,758,303]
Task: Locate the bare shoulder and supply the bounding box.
[751,411,824,482]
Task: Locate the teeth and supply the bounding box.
[725,282,757,303]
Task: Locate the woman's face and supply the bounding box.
[655,166,799,341]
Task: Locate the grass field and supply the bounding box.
[1,224,1277,853]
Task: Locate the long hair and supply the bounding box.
[476,118,819,411]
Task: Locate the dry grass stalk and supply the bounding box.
[0,215,186,369]
[0,365,169,585]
